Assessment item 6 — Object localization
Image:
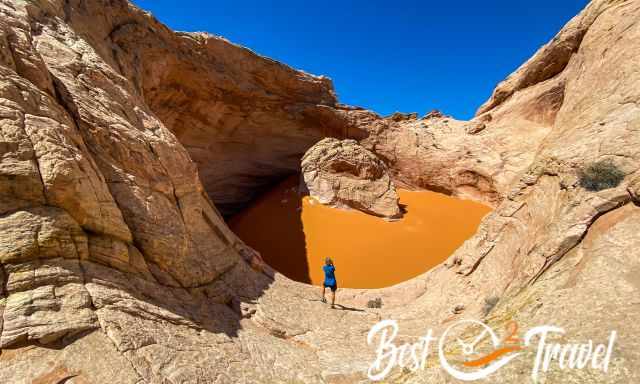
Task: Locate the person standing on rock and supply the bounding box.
[322,257,338,308]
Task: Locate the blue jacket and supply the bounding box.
[323,265,336,286]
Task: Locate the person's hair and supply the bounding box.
[325,257,333,266]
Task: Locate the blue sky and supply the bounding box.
[132,1,588,120]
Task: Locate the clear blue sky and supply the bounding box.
[132,0,588,120]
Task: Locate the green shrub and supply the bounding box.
[367,297,383,309]
[578,160,625,191]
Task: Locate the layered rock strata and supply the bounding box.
[0,0,639,383]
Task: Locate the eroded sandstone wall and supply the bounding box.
[39,0,369,216]
[0,0,249,295]
[0,0,639,383]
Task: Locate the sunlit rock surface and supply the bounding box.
[301,138,402,219]
[0,0,639,383]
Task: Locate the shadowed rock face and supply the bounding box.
[20,0,370,217]
[113,29,353,216]
[0,0,639,383]
[57,0,366,216]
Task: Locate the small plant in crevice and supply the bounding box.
[578,159,625,192]
[482,296,500,317]
[367,297,383,309]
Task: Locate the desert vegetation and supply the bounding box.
[578,160,625,191]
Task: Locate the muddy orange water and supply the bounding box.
[229,176,491,289]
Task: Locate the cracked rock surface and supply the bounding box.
[0,0,639,383]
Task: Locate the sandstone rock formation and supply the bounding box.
[0,0,639,383]
[60,0,367,216]
[0,0,251,290]
[301,138,401,219]
[4,0,370,218]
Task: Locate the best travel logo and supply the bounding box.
[366,319,617,381]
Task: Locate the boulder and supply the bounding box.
[301,138,401,219]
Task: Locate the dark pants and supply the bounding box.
[324,283,337,292]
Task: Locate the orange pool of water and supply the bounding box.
[229,176,491,289]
